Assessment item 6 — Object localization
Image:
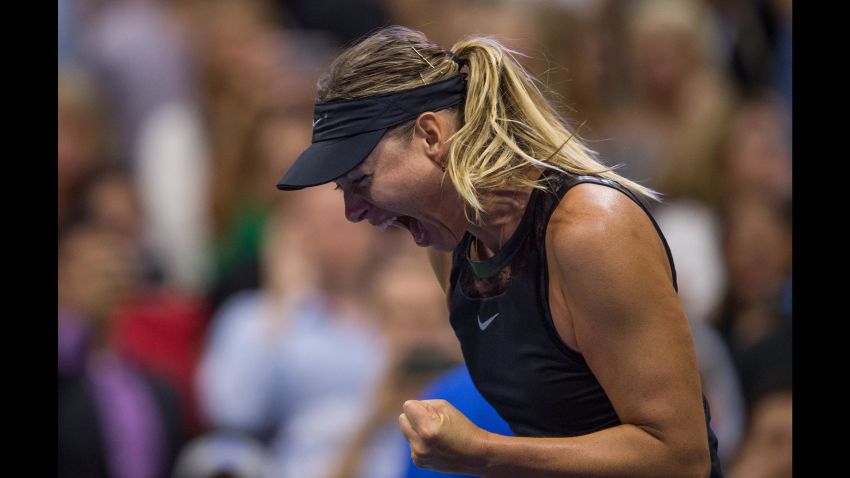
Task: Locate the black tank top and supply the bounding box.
[448,170,723,476]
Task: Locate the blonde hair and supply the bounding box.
[318,26,660,222]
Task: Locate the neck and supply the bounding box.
[466,184,535,259]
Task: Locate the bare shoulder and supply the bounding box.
[548,182,658,251]
[546,181,673,287]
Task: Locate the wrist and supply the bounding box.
[470,430,500,476]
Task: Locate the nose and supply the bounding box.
[343,191,370,223]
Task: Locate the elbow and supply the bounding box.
[637,424,711,478]
[675,443,711,478]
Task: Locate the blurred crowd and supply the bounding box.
[58,1,792,477]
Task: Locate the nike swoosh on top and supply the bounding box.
[477,313,499,331]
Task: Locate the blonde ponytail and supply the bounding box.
[318,27,660,223]
[448,36,660,222]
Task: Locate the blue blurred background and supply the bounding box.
[58,1,792,477]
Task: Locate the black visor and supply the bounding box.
[276,74,467,191]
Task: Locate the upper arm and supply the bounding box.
[548,186,708,461]
[427,248,452,294]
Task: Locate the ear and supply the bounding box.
[414,112,452,170]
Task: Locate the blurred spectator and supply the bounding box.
[717,190,792,361]
[197,187,387,478]
[63,159,209,436]
[534,0,632,139]
[367,250,462,365]
[704,0,791,113]
[655,201,746,463]
[59,222,185,478]
[111,289,210,437]
[735,318,791,413]
[207,102,314,313]
[79,0,197,167]
[58,67,114,235]
[134,98,211,293]
[191,0,295,123]
[171,431,273,478]
[326,251,462,478]
[725,384,791,478]
[606,0,736,209]
[75,165,166,285]
[719,94,792,204]
[80,0,211,292]
[188,0,322,300]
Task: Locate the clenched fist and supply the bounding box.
[399,399,492,475]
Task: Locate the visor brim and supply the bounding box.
[275,128,387,191]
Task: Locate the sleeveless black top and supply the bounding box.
[448,171,723,476]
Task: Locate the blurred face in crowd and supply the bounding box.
[276,186,379,295]
[628,0,703,107]
[82,172,143,242]
[630,27,696,105]
[724,193,792,304]
[58,73,107,197]
[59,225,140,326]
[335,110,469,252]
[724,100,792,198]
[197,0,280,91]
[371,255,459,361]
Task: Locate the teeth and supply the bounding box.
[375,216,398,232]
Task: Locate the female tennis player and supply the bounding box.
[276,26,722,477]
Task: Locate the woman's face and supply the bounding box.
[335,112,468,252]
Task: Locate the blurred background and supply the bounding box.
[57,0,791,477]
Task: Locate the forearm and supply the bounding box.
[477,424,708,478]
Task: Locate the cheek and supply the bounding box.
[369,177,427,213]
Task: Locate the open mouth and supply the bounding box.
[375,216,398,232]
[377,215,429,245]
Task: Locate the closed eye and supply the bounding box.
[334,175,370,192]
[354,175,370,189]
